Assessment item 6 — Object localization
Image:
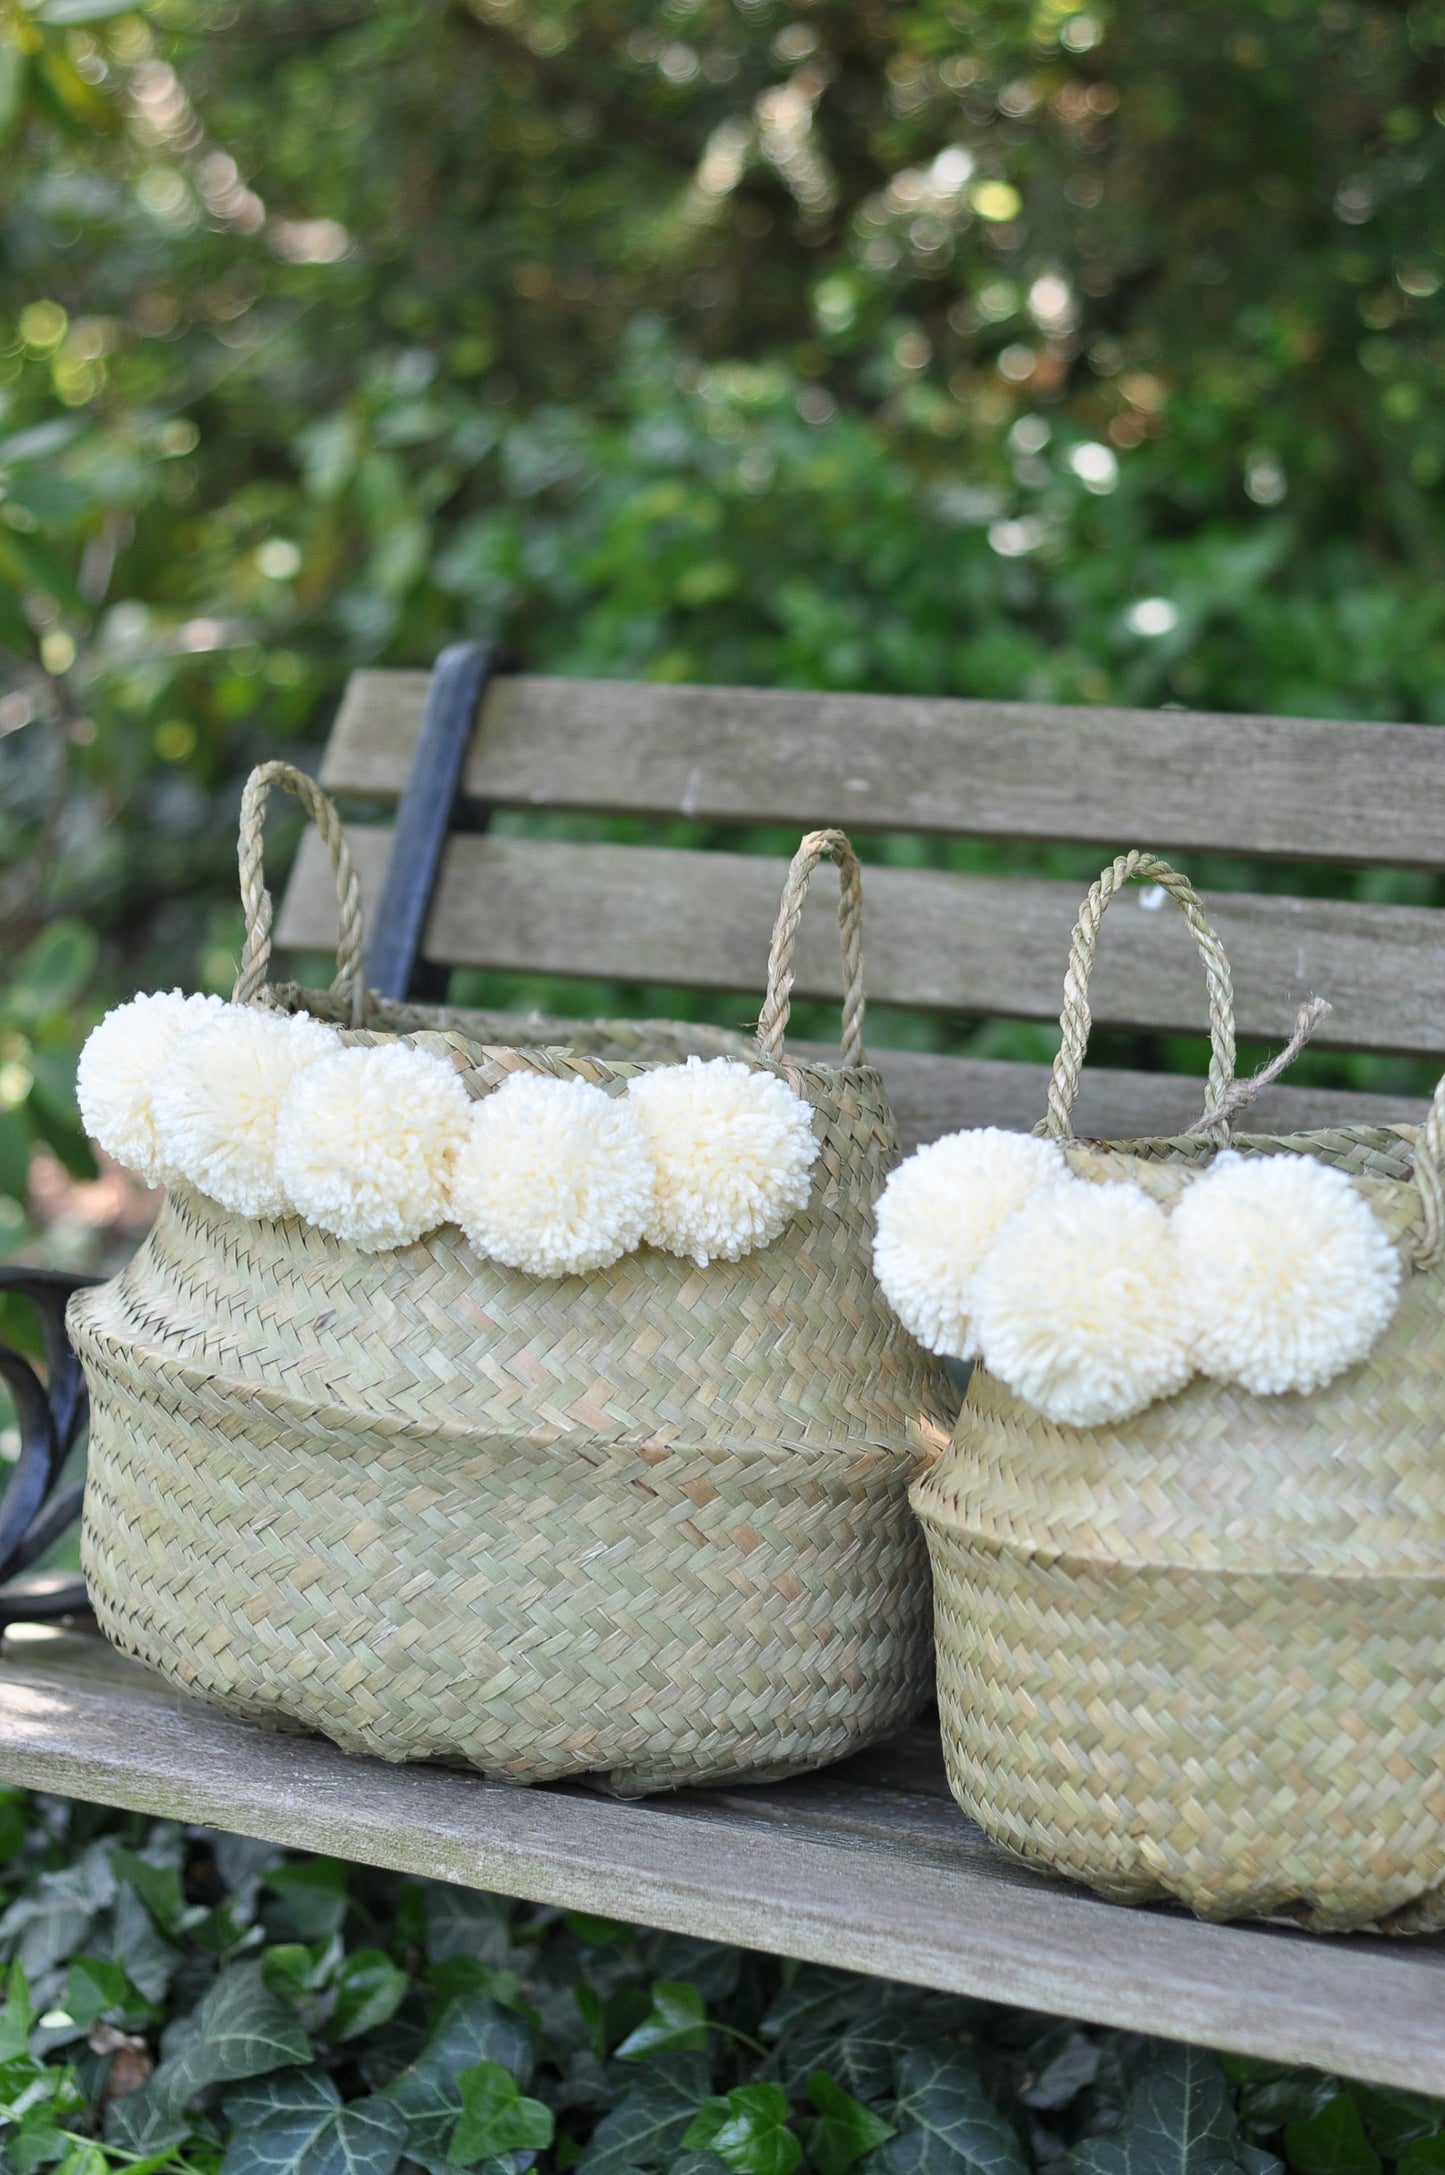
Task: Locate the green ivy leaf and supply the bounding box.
[804,2070,895,2175]
[263,1862,351,1943]
[1229,2065,1339,2139]
[684,2085,800,2175]
[262,1945,330,2009]
[110,1848,196,1944]
[1283,2094,1381,2175]
[1400,2141,1445,2175]
[1018,2032,1102,2114]
[381,1995,534,2175]
[615,1983,709,2060]
[54,2143,108,2175]
[879,2049,1028,2175]
[574,2050,712,2173]
[426,1960,522,2011]
[222,2066,408,2175]
[1351,2087,1445,2158]
[1,1841,118,1978]
[1071,2044,1245,2175]
[331,1950,409,2043]
[760,1978,951,2104]
[223,2067,342,2168]
[107,1960,311,2154]
[64,1954,145,2029]
[107,1883,180,2006]
[0,1958,35,2058]
[420,1886,512,1970]
[450,2059,554,2165]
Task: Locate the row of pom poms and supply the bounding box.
[873,1128,1402,1427]
[76,994,820,1270]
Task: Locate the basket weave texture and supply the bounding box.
[911,852,1445,1932]
[74,764,953,1793]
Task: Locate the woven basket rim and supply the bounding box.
[907,1493,1445,1586]
[1068,1120,1418,1158]
[272,982,884,1087]
[69,1290,928,1471]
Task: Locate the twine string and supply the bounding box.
[233,761,367,1027]
[1182,996,1331,1135]
[756,829,866,1066]
[1045,851,1238,1142]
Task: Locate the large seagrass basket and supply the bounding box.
[912,851,1445,1932]
[74,765,953,1794]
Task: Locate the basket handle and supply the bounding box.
[1044,850,1237,1142]
[756,829,865,1065]
[232,761,367,1027]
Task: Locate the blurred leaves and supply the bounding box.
[0,0,1443,1276]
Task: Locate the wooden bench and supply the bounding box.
[1,646,1443,2093]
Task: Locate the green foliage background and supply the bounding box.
[2,7,1445,2165]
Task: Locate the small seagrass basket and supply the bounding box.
[74,764,954,1794]
[912,851,1445,1932]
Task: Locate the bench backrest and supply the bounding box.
[275,668,1445,1150]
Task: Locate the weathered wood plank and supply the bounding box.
[0,1628,1441,2092]
[319,672,1445,869]
[278,829,1445,1059]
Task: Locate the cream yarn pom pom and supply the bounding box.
[452,1072,654,1277]
[872,1129,1069,1358]
[152,1006,340,1218]
[1173,1151,1401,1395]
[76,989,226,1183]
[628,1056,819,1266]
[973,1181,1192,1427]
[275,1042,471,1252]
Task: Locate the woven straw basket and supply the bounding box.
[73,764,953,1794]
[912,851,1445,1932]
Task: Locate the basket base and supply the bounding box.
[79,1361,936,1797]
[921,1522,1445,1935]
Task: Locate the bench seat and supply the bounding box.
[2,1622,1443,2093]
[5,656,1445,2091]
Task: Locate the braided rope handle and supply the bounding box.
[756,829,865,1066]
[1044,851,1237,1141]
[232,761,367,1027]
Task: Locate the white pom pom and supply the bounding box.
[76,990,227,1183]
[627,1056,819,1266]
[274,1042,471,1252]
[872,1129,1069,1358]
[1173,1151,1401,1395]
[451,1072,654,1277]
[973,1181,1192,1427]
[152,1007,340,1218]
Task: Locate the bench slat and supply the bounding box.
[278,829,1445,1059]
[320,672,1445,870]
[1,1628,1441,2094]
